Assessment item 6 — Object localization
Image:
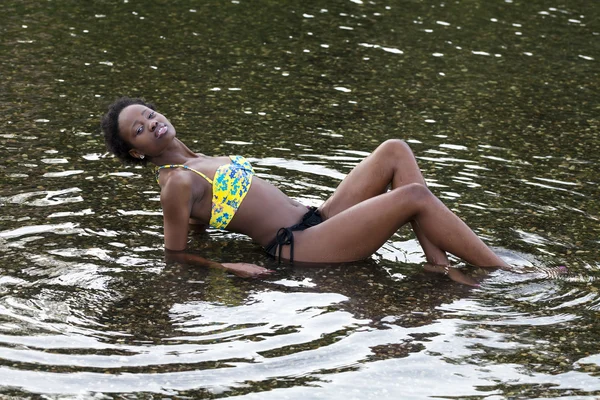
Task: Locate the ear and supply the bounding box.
[128,149,144,160]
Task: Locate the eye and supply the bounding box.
[136,125,143,135]
[148,111,156,118]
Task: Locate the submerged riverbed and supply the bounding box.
[1,0,599,398]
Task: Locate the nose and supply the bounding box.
[148,118,158,132]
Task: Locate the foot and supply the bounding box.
[423,263,480,287]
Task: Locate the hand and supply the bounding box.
[221,263,275,278]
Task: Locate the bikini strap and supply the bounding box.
[155,164,213,184]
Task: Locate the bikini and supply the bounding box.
[264,206,323,264]
[155,155,254,229]
[155,155,323,263]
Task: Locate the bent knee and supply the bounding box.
[376,139,414,160]
[391,182,432,203]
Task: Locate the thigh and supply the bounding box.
[320,146,392,219]
[291,185,427,263]
[320,139,423,220]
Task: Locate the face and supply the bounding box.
[118,104,176,159]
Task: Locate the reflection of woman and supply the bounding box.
[101,97,510,283]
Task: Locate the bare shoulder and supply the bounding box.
[160,170,199,204]
[161,168,193,187]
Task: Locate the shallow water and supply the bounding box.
[1,0,599,398]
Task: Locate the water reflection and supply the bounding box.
[1,255,598,397]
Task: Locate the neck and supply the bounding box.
[149,138,199,166]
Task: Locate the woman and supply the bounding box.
[102,97,510,283]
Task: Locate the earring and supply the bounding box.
[139,155,145,159]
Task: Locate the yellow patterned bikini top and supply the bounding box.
[155,155,254,229]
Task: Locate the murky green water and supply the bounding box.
[1,0,599,398]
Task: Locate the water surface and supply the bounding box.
[1,0,599,398]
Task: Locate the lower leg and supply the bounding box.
[376,142,501,267]
[411,221,450,265]
[384,143,451,265]
[414,193,509,268]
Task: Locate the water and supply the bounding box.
[1,0,599,398]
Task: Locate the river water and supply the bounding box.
[1,0,599,398]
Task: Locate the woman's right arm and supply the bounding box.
[161,174,272,278]
[161,172,195,252]
[165,250,273,278]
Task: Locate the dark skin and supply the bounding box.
[117,104,510,283]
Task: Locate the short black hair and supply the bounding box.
[101,96,155,165]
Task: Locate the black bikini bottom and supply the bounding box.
[264,206,323,264]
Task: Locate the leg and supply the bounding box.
[320,139,424,217]
[320,139,448,265]
[290,184,509,268]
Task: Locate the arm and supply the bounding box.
[161,175,272,278]
[161,172,195,252]
[164,250,272,278]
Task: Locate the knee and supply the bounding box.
[376,139,414,160]
[392,182,433,205]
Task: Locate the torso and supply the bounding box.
[156,155,308,246]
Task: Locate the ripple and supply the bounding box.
[1,188,83,207]
[254,157,346,180]
[0,290,376,394]
[41,158,69,164]
[358,42,403,54]
[0,223,81,240]
[42,170,85,178]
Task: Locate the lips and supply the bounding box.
[155,124,168,138]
